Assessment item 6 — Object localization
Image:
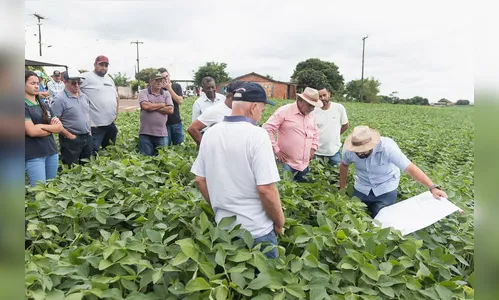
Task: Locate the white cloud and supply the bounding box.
[25,0,473,102]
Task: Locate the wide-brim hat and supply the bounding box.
[344,125,381,152]
[297,87,323,108]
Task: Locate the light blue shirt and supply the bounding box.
[342,137,412,196]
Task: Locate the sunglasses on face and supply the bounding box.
[70,81,82,86]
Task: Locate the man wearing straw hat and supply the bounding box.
[263,87,323,182]
[339,125,448,217]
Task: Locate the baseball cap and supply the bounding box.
[53,70,61,76]
[232,82,275,106]
[63,67,84,81]
[34,70,46,79]
[149,73,165,81]
[94,55,109,64]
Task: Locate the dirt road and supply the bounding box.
[118,99,139,113]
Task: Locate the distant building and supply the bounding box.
[218,72,297,99]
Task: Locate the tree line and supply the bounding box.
[31,60,471,105]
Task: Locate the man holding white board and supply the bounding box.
[339,125,448,217]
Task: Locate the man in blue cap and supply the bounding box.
[191,82,284,259]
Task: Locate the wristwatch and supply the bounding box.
[428,184,441,192]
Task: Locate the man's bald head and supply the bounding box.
[231,101,266,123]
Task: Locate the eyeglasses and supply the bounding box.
[70,81,82,86]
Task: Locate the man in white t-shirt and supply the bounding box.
[79,55,119,155]
[191,82,284,259]
[187,80,245,148]
[313,86,349,166]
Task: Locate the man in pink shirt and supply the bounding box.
[263,87,323,182]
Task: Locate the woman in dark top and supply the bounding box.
[24,70,64,187]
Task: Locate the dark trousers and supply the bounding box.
[352,188,398,218]
[166,123,184,146]
[59,134,93,166]
[91,122,118,154]
[283,164,310,182]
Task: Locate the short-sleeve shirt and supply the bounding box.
[165,83,183,125]
[79,71,118,127]
[139,87,173,137]
[191,116,281,238]
[191,93,226,121]
[47,80,65,101]
[51,90,91,134]
[24,98,58,160]
[39,83,48,102]
[197,102,232,128]
[342,137,412,196]
[313,102,348,156]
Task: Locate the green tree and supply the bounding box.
[409,96,430,105]
[109,72,130,87]
[456,99,470,105]
[294,69,329,91]
[135,67,159,82]
[265,74,274,80]
[344,77,381,103]
[291,58,344,91]
[193,62,231,86]
[130,79,147,93]
[26,66,49,79]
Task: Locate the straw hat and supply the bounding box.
[297,87,323,108]
[343,126,381,152]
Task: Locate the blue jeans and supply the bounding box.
[315,150,341,166]
[139,134,168,156]
[166,123,184,146]
[283,164,310,182]
[25,154,59,187]
[352,188,398,218]
[91,123,118,154]
[253,230,278,259]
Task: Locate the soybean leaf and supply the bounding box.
[185,277,212,292]
[175,238,199,262]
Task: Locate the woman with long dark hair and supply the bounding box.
[25,70,64,187]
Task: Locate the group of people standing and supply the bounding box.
[25,59,449,259]
[190,81,448,258]
[25,55,119,186]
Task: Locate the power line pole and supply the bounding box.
[32,13,46,56]
[130,40,144,74]
[360,35,368,102]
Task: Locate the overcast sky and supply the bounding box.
[24,0,473,102]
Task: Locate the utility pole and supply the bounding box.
[360,35,368,102]
[32,13,46,56]
[130,40,144,74]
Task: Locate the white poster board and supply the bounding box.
[373,191,463,236]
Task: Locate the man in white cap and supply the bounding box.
[339,125,448,217]
[263,87,323,182]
